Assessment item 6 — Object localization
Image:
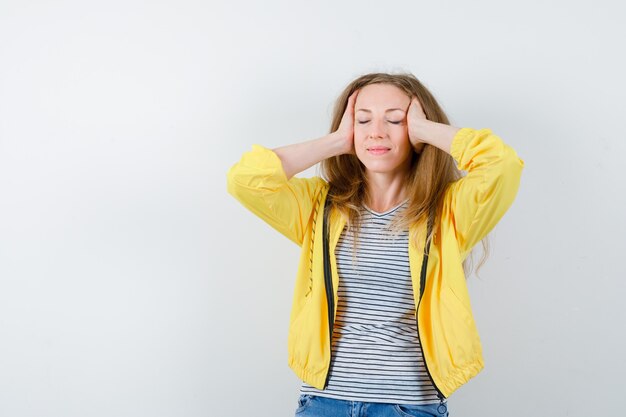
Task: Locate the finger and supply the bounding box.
[348,90,358,110]
[412,98,426,118]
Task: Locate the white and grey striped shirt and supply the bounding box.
[299,199,444,405]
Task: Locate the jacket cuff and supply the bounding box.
[244,144,289,183]
[449,127,475,167]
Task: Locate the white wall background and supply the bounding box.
[1,1,624,416]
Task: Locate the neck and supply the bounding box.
[364,172,409,213]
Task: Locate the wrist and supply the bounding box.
[325,132,352,157]
[409,118,433,143]
[411,121,460,155]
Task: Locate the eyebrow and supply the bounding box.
[356,108,406,113]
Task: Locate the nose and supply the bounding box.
[368,118,386,139]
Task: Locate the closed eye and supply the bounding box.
[356,120,403,124]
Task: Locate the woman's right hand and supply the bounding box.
[273,90,359,179]
[332,90,359,155]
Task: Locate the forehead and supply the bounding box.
[355,83,409,109]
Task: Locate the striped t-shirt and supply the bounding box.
[299,199,445,405]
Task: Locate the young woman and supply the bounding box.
[227,72,524,417]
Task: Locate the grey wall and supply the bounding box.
[1,0,624,416]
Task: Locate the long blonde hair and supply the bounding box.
[319,72,489,278]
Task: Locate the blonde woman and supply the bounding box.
[227,72,524,417]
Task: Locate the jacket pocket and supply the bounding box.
[440,286,476,341]
[446,285,473,316]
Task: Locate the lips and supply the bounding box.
[367,147,390,155]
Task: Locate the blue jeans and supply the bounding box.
[294,394,450,417]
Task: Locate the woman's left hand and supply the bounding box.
[407,97,429,153]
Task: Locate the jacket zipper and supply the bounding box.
[415,227,447,407]
[322,198,334,389]
[416,299,447,406]
[323,264,334,389]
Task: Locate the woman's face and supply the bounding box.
[353,83,414,177]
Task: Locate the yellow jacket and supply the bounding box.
[226,127,525,398]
